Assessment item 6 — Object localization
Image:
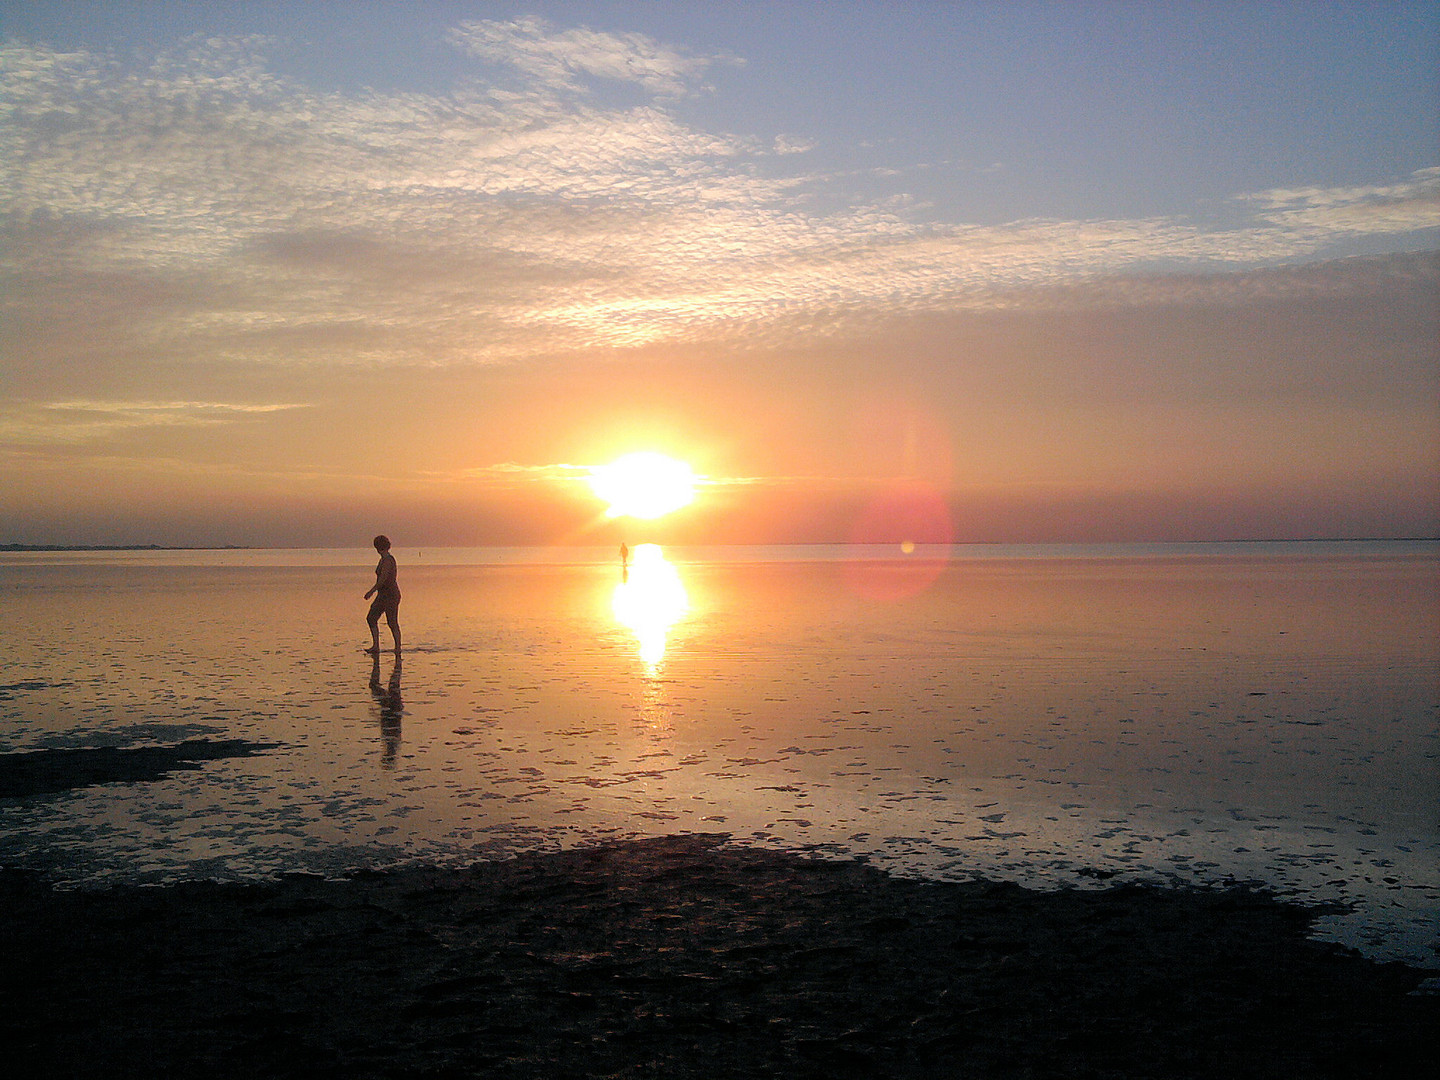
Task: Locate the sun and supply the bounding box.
[588,452,696,520]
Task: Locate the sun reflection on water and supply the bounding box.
[611,544,688,670]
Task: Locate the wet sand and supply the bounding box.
[3,552,1437,965]
[4,833,1435,1079]
[0,740,276,798]
[3,548,1436,1075]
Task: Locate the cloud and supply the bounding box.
[0,400,310,444]
[1,25,1436,376]
[1003,249,1440,313]
[44,400,307,414]
[772,134,817,156]
[432,462,591,483]
[1242,168,1440,214]
[446,16,732,98]
[1239,168,1440,238]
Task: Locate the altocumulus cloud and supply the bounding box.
[1239,168,1440,239]
[2,21,1438,371]
[446,16,729,98]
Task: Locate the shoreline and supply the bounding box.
[4,834,1435,1078]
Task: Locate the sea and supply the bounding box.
[1,541,1436,966]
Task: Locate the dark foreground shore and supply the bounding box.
[3,834,1435,1079]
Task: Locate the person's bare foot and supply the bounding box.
[364,646,381,655]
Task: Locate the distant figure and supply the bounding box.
[364,534,402,655]
[620,541,630,582]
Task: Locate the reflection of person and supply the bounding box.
[620,542,630,581]
[370,654,403,768]
[364,534,402,655]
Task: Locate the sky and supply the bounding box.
[2,0,1437,547]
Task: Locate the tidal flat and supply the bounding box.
[1,543,1436,1074]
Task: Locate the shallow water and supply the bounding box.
[1,542,1436,965]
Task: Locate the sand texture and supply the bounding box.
[4,834,1435,1079]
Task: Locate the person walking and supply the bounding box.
[364,534,402,655]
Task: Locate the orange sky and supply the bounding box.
[7,256,1435,546]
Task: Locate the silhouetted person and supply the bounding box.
[370,654,403,768]
[364,534,402,655]
[620,542,630,581]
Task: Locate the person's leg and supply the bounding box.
[367,599,383,653]
[387,603,402,654]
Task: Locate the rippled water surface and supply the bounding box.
[2,543,1436,964]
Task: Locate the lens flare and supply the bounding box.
[845,480,955,600]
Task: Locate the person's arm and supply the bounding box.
[365,559,384,599]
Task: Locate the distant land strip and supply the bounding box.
[0,544,252,552]
[3,540,1435,552]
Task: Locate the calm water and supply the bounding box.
[1,542,1436,965]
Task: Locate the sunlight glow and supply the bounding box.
[588,452,696,520]
[612,544,688,669]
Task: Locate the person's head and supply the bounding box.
[373,534,391,553]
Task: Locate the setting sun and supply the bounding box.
[588,452,696,520]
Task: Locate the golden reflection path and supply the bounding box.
[611,544,688,671]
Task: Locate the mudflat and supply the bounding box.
[4,834,1435,1079]
[0,740,277,798]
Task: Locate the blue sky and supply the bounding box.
[1,1,1437,544]
[11,1,1435,226]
